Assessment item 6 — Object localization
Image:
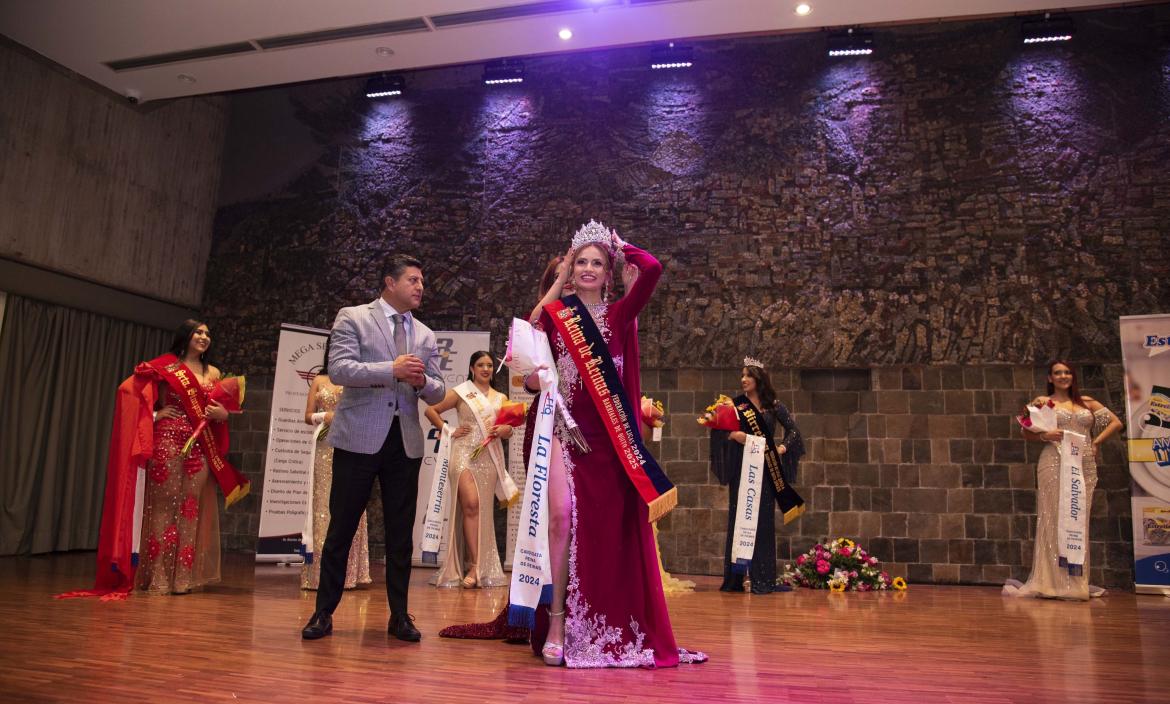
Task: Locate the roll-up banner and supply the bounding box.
[1119,314,1170,595]
[256,324,329,562]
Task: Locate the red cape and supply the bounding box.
[56,364,157,599]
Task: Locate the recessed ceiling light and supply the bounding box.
[559,28,573,41]
[177,74,196,83]
[795,3,812,16]
[375,46,395,57]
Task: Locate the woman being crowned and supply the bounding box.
[510,220,706,668]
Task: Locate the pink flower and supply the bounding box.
[796,554,807,566]
[880,571,890,582]
[816,559,831,575]
[839,546,853,557]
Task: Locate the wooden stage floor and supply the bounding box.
[3,553,1168,703]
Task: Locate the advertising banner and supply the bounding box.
[1119,314,1170,595]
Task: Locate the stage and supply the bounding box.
[5,553,1167,703]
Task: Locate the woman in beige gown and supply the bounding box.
[301,349,372,591]
[425,351,512,589]
[1004,361,1122,601]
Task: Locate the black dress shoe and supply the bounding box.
[389,613,421,642]
[302,611,333,640]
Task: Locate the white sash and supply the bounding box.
[131,465,146,563]
[730,434,766,571]
[1057,430,1089,575]
[506,319,556,627]
[453,380,520,505]
[420,424,454,564]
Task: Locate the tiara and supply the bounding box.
[570,220,615,253]
[743,356,764,369]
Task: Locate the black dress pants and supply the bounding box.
[315,419,421,617]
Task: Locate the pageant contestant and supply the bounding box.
[301,254,445,641]
[707,360,806,594]
[300,339,371,591]
[58,319,250,599]
[423,351,515,589]
[513,221,706,668]
[1004,361,1121,600]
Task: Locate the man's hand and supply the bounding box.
[394,354,425,387]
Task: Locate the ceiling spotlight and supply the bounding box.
[559,28,573,40]
[364,73,404,99]
[483,59,524,85]
[1022,13,1074,44]
[795,3,812,16]
[375,46,395,57]
[827,28,873,57]
[177,74,196,84]
[650,42,693,70]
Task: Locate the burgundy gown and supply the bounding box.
[529,242,705,668]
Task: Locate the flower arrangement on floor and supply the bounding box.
[781,538,908,592]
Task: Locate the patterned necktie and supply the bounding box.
[392,313,410,408]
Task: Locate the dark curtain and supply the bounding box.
[0,294,169,554]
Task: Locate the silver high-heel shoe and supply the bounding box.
[542,609,566,666]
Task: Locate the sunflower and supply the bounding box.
[829,581,846,593]
[842,538,856,549]
[892,576,908,591]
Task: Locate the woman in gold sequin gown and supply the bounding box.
[136,320,230,595]
[1004,361,1123,601]
[301,350,372,591]
[424,351,511,589]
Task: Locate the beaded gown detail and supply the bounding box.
[136,381,221,594]
[301,386,372,591]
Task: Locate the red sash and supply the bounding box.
[546,297,676,522]
[147,354,250,508]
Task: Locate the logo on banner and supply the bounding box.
[287,338,328,387]
[1144,334,1170,357]
[436,336,455,371]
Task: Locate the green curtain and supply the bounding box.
[0,294,170,554]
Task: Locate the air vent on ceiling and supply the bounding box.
[431,0,594,28]
[105,42,256,71]
[256,18,429,50]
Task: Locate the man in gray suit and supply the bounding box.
[302,254,445,642]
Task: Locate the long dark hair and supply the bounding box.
[168,318,209,371]
[316,337,331,378]
[468,350,492,379]
[744,365,779,412]
[1045,360,1086,408]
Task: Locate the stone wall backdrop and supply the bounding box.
[205,7,1170,588]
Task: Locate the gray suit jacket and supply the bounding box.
[327,298,446,457]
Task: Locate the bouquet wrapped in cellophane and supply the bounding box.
[697,394,740,432]
[181,375,245,456]
[1017,397,1058,434]
[469,400,528,460]
[641,396,665,441]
